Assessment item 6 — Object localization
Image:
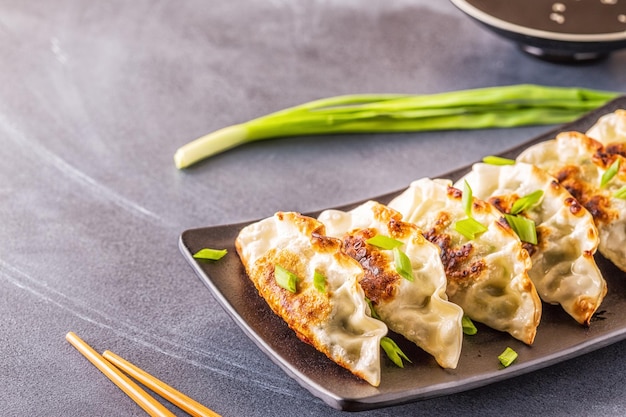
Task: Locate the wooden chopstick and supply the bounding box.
[65,332,176,417]
[102,350,221,417]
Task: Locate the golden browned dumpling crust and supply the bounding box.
[459,161,606,326]
[236,212,388,386]
[388,178,541,345]
[319,201,464,369]
[518,130,626,273]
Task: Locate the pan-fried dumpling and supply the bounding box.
[318,201,464,369]
[586,109,626,146]
[388,178,541,344]
[235,212,388,386]
[518,131,626,272]
[458,161,606,325]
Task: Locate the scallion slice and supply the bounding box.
[498,347,518,367]
[274,265,298,293]
[504,214,537,245]
[393,247,414,281]
[614,185,626,199]
[462,316,477,335]
[601,158,621,188]
[510,190,544,215]
[365,298,380,320]
[462,180,473,217]
[192,248,228,260]
[366,234,403,250]
[454,217,488,240]
[380,336,412,368]
[483,155,515,165]
[455,181,488,240]
[313,270,327,293]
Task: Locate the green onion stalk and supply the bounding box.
[174,84,621,169]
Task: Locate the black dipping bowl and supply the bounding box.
[450,0,626,63]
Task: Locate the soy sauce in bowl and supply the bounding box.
[451,0,626,62]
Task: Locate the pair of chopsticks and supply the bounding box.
[66,332,221,417]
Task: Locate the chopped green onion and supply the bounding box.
[274,265,298,293]
[192,248,228,260]
[313,270,327,293]
[614,185,626,199]
[380,336,412,368]
[366,234,403,250]
[483,155,516,165]
[454,217,488,240]
[504,214,538,245]
[174,85,619,168]
[601,158,621,188]
[462,180,473,217]
[455,181,488,240]
[510,190,544,215]
[393,247,414,281]
[365,298,380,320]
[498,347,518,367]
[462,316,477,335]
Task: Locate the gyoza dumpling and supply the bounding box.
[318,201,464,369]
[586,109,626,146]
[388,178,541,344]
[518,131,626,272]
[458,161,606,325]
[236,212,388,386]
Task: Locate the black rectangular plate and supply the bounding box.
[179,97,626,411]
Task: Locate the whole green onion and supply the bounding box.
[174,85,620,168]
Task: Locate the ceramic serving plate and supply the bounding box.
[179,97,626,411]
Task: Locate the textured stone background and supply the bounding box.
[1,1,626,416]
